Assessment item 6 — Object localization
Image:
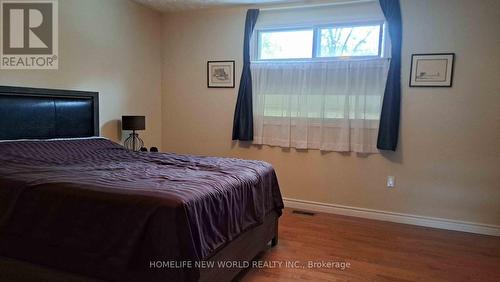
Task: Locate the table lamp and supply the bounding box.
[122,115,145,151]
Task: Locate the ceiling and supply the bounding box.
[133,0,295,12]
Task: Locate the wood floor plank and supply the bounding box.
[242,209,500,282]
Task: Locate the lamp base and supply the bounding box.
[124,132,144,151]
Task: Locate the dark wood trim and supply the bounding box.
[271,216,279,247]
[271,236,278,247]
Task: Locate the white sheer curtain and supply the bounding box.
[252,59,390,153]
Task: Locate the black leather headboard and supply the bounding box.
[0,86,99,140]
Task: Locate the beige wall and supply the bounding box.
[161,0,500,225]
[2,0,497,226]
[0,0,163,147]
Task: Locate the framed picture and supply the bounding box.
[207,60,235,88]
[410,53,455,87]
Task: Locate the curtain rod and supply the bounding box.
[259,0,376,12]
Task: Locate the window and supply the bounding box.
[318,24,382,57]
[251,22,390,153]
[256,22,384,60]
[251,4,390,152]
[258,29,314,60]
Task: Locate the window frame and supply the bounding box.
[255,21,385,62]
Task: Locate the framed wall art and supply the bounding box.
[410,53,455,87]
[207,60,235,88]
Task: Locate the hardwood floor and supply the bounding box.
[241,208,500,282]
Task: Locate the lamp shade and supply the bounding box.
[122,116,145,131]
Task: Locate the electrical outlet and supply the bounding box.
[387,176,395,188]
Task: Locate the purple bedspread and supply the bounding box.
[0,138,283,281]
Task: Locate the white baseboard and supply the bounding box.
[283,197,500,237]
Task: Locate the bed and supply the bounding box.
[0,86,284,282]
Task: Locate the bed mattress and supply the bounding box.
[0,138,283,281]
